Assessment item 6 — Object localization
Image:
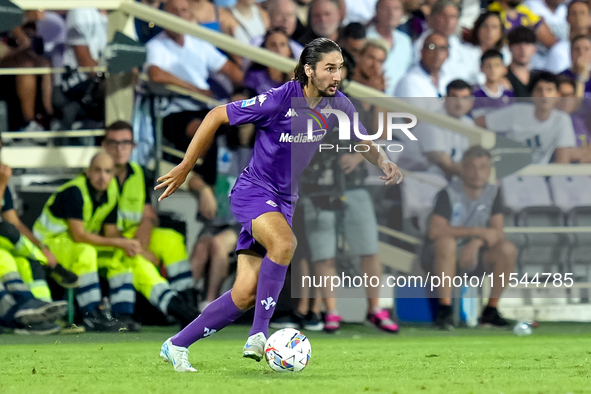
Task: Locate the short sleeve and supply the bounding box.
[226,88,282,127]
[432,190,452,220]
[66,9,93,46]
[1,187,14,213]
[50,187,84,220]
[202,41,228,73]
[418,123,447,153]
[556,113,577,148]
[483,106,516,133]
[104,204,118,225]
[491,189,504,216]
[145,37,171,70]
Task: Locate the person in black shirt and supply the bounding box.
[506,27,539,97]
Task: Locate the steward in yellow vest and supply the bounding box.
[103,121,198,326]
[33,152,143,332]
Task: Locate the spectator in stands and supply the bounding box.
[58,8,108,129]
[188,87,256,312]
[398,0,427,40]
[0,15,54,132]
[467,11,512,83]
[32,153,143,332]
[524,0,568,42]
[228,0,270,45]
[413,0,480,86]
[505,26,537,97]
[146,0,243,152]
[398,79,472,177]
[422,146,517,330]
[560,35,591,97]
[366,0,413,96]
[555,75,591,161]
[244,28,295,94]
[250,0,303,58]
[296,0,342,46]
[188,0,234,34]
[338,22,367,60]
[342,0,378,25]
[544,0,591,74]
[472,49,514,117]
[395,32,448,97]
[295,0,312,27]
[352,39,388,92]
[0,271,66,335]
[136,0,165,43]
[476,72,579,164]
[102,121,199,327]
[488,0,557,48]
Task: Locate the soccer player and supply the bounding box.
[156,38,403,372]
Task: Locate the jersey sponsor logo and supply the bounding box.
[266,200,278,208]
[279,129,326,143]
[241,98,256,108]
[258,94,267,106]
[285,108,298,117]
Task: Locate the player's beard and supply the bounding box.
[311,72,339,97]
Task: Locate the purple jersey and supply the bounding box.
[561,69,591,97]
[472,84,515,117]
[226,80,367,199]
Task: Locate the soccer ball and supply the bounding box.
[264,328,311,372]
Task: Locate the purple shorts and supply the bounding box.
[229,176,294,256]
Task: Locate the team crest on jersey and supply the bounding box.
[258,94,267,106]
[241,98,256,108]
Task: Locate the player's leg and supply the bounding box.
[431,237,458,330]
[161,252,261,372]
[190,233,213,290]
[247,211,296,338]
[149,228,194,295]
[15,257,52,302]
[479,240,517,327]
[203,228,237,309]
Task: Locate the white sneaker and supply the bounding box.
[243,332,266,362]
[160,338,197,372]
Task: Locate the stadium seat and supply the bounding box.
[515,207,570,276]
[548,176,591,213]
[566,206,591,282]
[501,175,552,212]
[400,172,447,235]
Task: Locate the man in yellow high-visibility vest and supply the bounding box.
[102,121,197,326]
[33,152,144,332]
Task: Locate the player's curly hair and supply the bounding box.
[293,38,341,87]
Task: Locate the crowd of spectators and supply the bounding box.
[1,0,591,333]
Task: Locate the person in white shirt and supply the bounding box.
[524,0,568,41]
[395,32,448,98]
[343,0,378,25]
[475,72,579,164]
[397,79,472,177]
[146,0,243,151]
[413,0,481,86]
[229,0,269,44]
[366,0,413,96]
[543,0,591,74]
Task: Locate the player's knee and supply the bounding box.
[267,237,296,265]
[232,287,256,310]
[498,240,517,262]
[77,245,98,270]
[433,237,457,257]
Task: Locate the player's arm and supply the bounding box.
[148,65,213,97]
[156,105,230,200]
[425,151,462,178]
[429,214,499,246]
[69,220,141,257]
[355,139,403,185]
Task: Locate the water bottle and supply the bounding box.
[513,321,533,336]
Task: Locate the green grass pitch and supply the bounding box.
[1,323,591,394]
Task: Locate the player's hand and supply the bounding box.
[479,228,501,248]
[119,239,142,257]
[379,160,403,185]
[199,185,218,220]
[41,247,58,268]
[339,153,364,174]
[0,164,13,185]
[155,163,191,201]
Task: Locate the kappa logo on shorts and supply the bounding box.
[266,200,278,208]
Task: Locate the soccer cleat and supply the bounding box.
[160,338,197,372]
[243,332,266,362]
[479,306,509,328]
[324,313,342,333]
[367,309,399,333]
[434,305,454,331]
[47,263,79,289]
[82,310,120,332]
[14,321,61,335]
[14,299,67,325]
[113,314,142,332]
